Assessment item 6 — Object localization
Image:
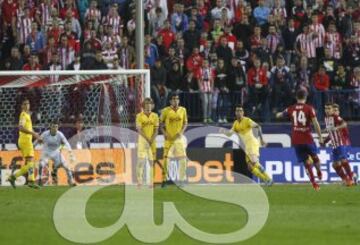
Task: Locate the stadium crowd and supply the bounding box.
[1,0,360,122]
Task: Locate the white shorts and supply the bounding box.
[39,150,67,168]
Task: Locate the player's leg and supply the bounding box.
[136,143,147,187]
[296,145,319,190]
[308,144,322,180]
[148,144,157,188]
[55,154,75,186]
[339,146,355,183]
[247,154,272,184]
[38,156,49,186]
[174,138,187,184]
[161,141,172,188]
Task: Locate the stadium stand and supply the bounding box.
[0,0,359,122]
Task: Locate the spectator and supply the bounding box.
[144,34,159,67]
[325,22,342,60]
[26,22,46,54]
[171,3,188,34]
[182,70,198,92]
[58,35,75,69]
[253,0,271,26]
[151,59,168,113]
[332,64,348,90]
[47,17,63,45]
[250,25,262,50]
[214,58,230,123]
[102,41,118,69]
[17,6,34,46]
[247,58,269,115]
[186,47,203,73]
[211,0,231,20]
[210,19,224,43]
[46,52,62,71]
[101,24,121,49]
[292,0,306,29]
[166,62,183,92]
[91,50,108,69]
[313,66,330,91]
[270,56,293,113]
[67,55,82,70]
[83,29,102,51]
[233,14,252,49]
[219,25,237,51]
[23,53,42,70]
[227,57,247,91]
[118,35,135,69]
[295,24,317,69]
[154,34,167,58]
[76,0,89,24]
[266,24,283,54]
[282,18,298,66]
[158,20,175,51]
[84,0,101,28]
[149,7,166,38]
[163,47,180,72]
[216,36,233,68]
[234,40,250,68]
[60,21,80,53]
[254,38,273,67]
[188,7,203,32]
[81,41,96,69]
[196,59,215,123]
[65,8,82,39]
[102,4,122,36]
[4,47,23,70]
[320,48,338,81]
[183,20,200,53]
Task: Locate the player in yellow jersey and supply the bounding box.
[136,98,159,188]
[220,105,273,185]
[8,99,42,189]
[160,93,188,188]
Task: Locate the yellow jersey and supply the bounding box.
[231,117,258,144]
[136,111,159,142]
[160,106,188,139]
[19,111,33,141]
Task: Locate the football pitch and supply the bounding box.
[0,184,359,245]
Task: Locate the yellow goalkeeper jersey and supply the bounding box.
[231,117,258,145]
[136,112,159,142]
[19,111,33,141]
[160,106,188,139]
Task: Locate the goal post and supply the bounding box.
[0,69,151,148]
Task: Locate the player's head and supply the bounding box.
[50,119,59,135]
[324,102,333,116]
[235,105,244,119]
[296,89,307,102]
[169,92,180,108]
[21,98,30,111]
[142,97,154,113]
[332,103,340,116]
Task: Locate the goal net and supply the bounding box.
[0,69,150,150]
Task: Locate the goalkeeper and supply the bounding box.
[35,120,76,186]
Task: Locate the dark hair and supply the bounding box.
[235,104,243,110]
[51,119,60,125]
[332,103,340,109]
[325,102,333,107]
[296,89,307,100]
[169,92,180,100]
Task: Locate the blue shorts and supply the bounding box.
[294,144,318,163]
[332,146,349,162]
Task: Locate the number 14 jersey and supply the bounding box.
[285,103,316,145]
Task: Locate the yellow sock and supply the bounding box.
[254,163,271,182]
[15,161,35,181]
[178,158,187,181]
[15,164,30,178]
[136,160,145,184]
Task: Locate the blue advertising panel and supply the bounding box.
[259,147,360,183]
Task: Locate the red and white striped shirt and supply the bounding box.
[266,34,281,54]
[84,7,101,23]
[58,46,74,69]
[325,32,342,59]
[18,16,33,44]
[272,7,287,19]
[296,33,317,58]
[325,115,350,147]
[102,15,122,35]
[37,3,52,27]
[309,23,325,48]
[101,35,121,48]
[196,67,214,92]
[102,47,118,69]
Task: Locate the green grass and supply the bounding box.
[0,184,359,245]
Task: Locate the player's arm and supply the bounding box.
[311,117,324,144]
[149,116,160,144]
[136,115,151,143]
[275,109,287,119]
[334,120,347,131]
[60,132,75,161]
[19,116,41,140]
[250,121,266,146]
[219,121,236,137]
[159,109,169,141]
[175,109,188,139]
[33,131,46,147]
